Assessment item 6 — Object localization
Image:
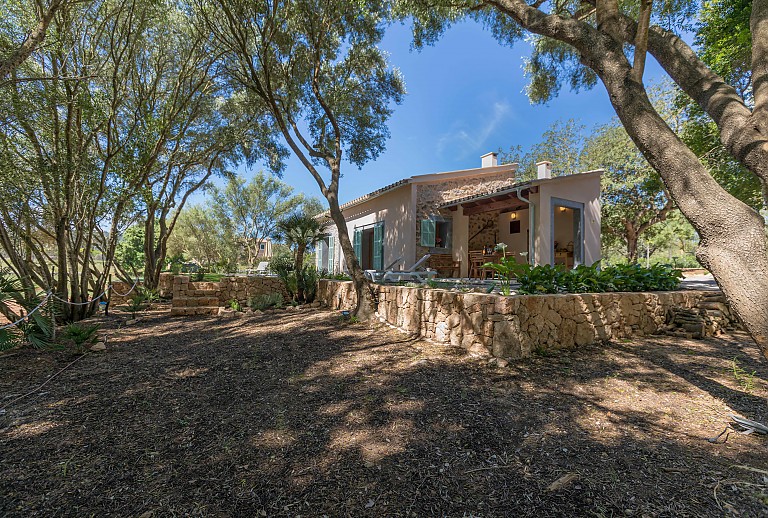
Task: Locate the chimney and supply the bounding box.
[481,152,498,168]
[536,160,552,179]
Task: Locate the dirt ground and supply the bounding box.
[1,305,767,517]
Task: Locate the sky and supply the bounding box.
[209,19,668,207]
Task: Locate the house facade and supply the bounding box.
[317,152,602,277]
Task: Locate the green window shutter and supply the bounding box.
[373,221,384,270]
[316,238,323,269]
[353,229,362,263]
[420,219,436,247]
[328,235,335,273]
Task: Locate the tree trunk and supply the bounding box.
[295,244,306,303]
[625,223,639,263]
[325,192,375,320]
[597,59,768,359]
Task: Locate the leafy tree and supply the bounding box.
[166,205,237,271]
[275,213,329,301]
[197,0,406,318]
[500,119,587,180]
[115,226,149,278]
[582,122,675,263]
[209,173,304,267]
[403,0,768,358]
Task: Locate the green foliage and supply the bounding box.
[228,299,242,311]
[168,205,237,271]
[115,225,148,275]
[249,293,284,311]
[210,173,304,266]
[296,265,321,303]
[0,269,53,350]
[166,253,186,274]
[124,293,147,319]
[513,264,561,295]
[60,322,101,350]
[320,271,351,281]
[486,258,682,295]
[731,358,756,393]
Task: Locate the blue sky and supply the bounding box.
[215,20,667,206]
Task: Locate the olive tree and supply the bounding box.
[404,0,768,358]
[196,0,405,317]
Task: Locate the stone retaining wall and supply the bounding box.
[317,280,717,359]
[171,275,288,308]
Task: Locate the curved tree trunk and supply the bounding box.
[295,244,306,303]
[325,192,376,320]
[487,0,768,358]
[594,53,768,358]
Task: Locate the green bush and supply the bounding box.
[296,265,320,303]
[514,263,561,294]
[60,322,101,350]
[228,299,242,311]
[0,269,54,350]
[124,293,147,318]
[511,261,682,294]
[249,293,284,310]
[319,270,351,281]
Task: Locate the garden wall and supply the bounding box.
[171,275,289,316]
[317,280,721,359]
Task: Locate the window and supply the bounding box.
[509,221,521,234]
[421,218,452,249]
[259,243,266,250]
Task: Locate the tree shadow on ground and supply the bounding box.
[0,309,766,517]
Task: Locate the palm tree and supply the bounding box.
[275,214,329,301]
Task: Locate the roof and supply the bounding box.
[316,163,518,218]
[438,169,604,209]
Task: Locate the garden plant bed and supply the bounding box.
[1,309,766,516]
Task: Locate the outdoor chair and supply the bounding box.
[381,254,438,283]
[251,261,270,276]
[364,255,404,282]
[469,251,494,279]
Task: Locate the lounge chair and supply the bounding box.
[381,254,438,283]
[249,261,270,276]
[364,255,404,282]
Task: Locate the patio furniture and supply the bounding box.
[381,254,438,283]
[364,255,405,282]
[249,261,270,276]
[469,251,497,279]
[428,254,461,278]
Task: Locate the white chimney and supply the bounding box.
[536,160,552,179]
[481,152,498,168]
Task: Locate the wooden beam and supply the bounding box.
[463,200,529,216]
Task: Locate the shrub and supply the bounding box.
[319,270,351,281]
[124,293,147,318]
[60,322,101,350]
[511,261,683,294]
[296,265,320,303]
[0,269,54,350]
[228,299,242,311]
[249,293,284,310]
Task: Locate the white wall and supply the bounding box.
[497,208,530,259]
[334,185,415,272]
[537,172,602,266]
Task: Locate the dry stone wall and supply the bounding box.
[317,280,717,359]
[171,275,289,316]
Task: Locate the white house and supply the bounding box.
[317,152,602,277]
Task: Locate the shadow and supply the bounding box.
[0,309,766,516]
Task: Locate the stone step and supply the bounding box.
[172,296,220,308]
[170,306,220,317]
